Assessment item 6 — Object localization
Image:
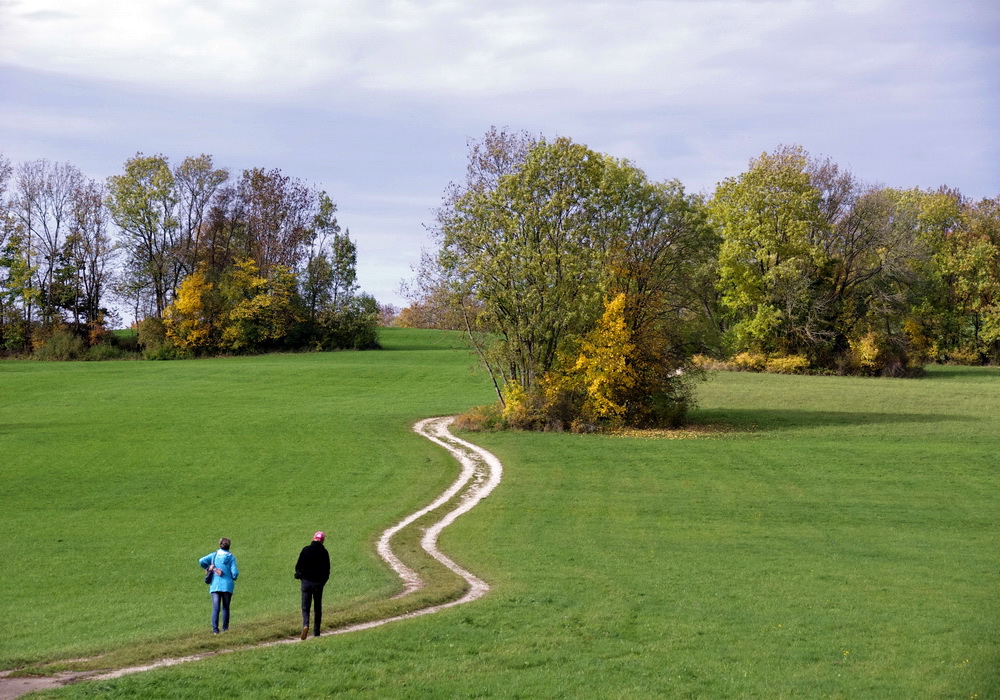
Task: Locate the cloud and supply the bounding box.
[1,0,995,200]
[0,0,897,104]
[0,108,102,136]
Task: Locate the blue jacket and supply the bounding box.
[200,549,239,594]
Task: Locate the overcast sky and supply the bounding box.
[1,0,997,308]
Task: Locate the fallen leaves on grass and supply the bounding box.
[607,424,743,439]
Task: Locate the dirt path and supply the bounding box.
[0,416,502,699]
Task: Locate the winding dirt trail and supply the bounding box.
[0,416,502,699]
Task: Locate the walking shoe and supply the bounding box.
[301,626,309,640]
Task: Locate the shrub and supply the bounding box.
[691,354,728,371]
[163,268,219,353]
[842,331,924,377]
[308,294,382,351]
[765,354,810,374]
[84,343,133,361]
[135,317,185,360]
[453,404,506,432]
[33,329,86,361]
[500,381,536,429]
[136,317,166,348]
[730,352,768,372]
[942,348,982,366]
[111,330,140,354]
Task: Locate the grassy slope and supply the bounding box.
[0,329,493,668]
[7,337,999,698]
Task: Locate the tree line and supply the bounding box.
[404,129,1000,431]
[0,152,380,358]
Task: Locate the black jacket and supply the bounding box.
[295,541,330,585]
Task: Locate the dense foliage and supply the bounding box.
[0,152,379,358]
[709,146,1000,374]
[407,132,999,429]
[423,130,712,430]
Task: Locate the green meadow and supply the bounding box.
[3,329,998,698]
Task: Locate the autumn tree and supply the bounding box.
[0,154,35,350]
[710,145,935,375]
[107,153,178,318]
[434,132,709,428]
[162,266,218,352]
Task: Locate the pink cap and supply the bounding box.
[313,531,325,542]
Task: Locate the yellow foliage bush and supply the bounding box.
[572,294,635,422]
[730,351,769,372]
[764,354,810,374]
[903,317,938,363]
[163,268,215,351]
[943,348,981,365]
[849,332,881,373]
[691,354,727,370]
[500,380,533,427]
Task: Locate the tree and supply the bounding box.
[0,153,35,351]
[237,168,315,279]
[570,293,636,422]
[301,192,357,320]
[219,259,301,353]
[173,154,229,283]
[711,145,824,354]
[710,146,934,374]
[439,136,610,398]
[107,153,178,318]
[66,178,115,334]
[14,159,83,326]
[917,192,1000,362]
[408,127,538,334]
[434,132,708,427]
[162,266,218,352]
[329,228,358,310]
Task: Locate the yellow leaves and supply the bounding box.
[572,293,636,421]
[162,267,214,350]
[849,331,881,372]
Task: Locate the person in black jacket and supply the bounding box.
[295,530,331,639]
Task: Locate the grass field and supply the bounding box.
[3,330,998,698]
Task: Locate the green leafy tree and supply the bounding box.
[711,146,936,374]
[711,145,824,354]
[107,153,178,318]
[439,136,609,396]
[434,132,708,427]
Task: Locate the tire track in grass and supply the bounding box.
[0,416,502,699]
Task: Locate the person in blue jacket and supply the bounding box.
[199,537,239,634]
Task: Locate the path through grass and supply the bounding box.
[4,337,998,698]
[0,329,493,670]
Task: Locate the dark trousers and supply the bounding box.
[301,580,324,635]
[211,591,232,632]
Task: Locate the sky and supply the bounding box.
[1,0,998,309]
